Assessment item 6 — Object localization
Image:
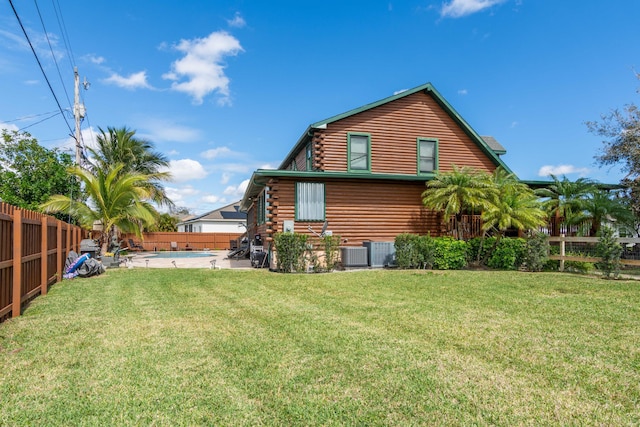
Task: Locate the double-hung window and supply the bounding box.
[348,133,370,172]
[418,138,438,174]
[296,182,325,221]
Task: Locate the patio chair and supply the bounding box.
[170,241,178,251]
[128,239,144,251]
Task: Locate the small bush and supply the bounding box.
[395,233,421,269]
[596,226,623,279]
[321,235,341,272]
[432,237,468,270]
[524,232,550,272]
[273,232,308,273]
[487,238,526,270]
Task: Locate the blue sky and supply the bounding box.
[1,0,639,214]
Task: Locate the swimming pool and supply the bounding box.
[147,251,215,259]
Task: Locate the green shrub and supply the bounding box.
[524,232,550,272]
[321,235,341,272]
[596,226,623,279]
[432,237,468,270]
[273,232,308,273]
[487,238,526,270]
[395,233,421,269]
[467,236,496,264]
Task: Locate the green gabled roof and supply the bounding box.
[278,82,513,174]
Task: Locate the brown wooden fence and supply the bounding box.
[0,202,85,323]
[548,235,640,271]
[122,232,243,251]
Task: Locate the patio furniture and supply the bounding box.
[128,239,144,251]
[170,241,178,251]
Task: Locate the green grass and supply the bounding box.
[1,269,639,426]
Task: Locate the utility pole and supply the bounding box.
[73,66,86,166]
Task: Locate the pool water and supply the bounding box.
[148,251,215,259]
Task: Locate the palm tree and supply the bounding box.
[422,166,495,239]
[88,126,173,208]
[482,169,546,238]
[536,174,595,235]
[582,189,634,236]
[41,163,160,253]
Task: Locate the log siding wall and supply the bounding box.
[319,92,497,174]
[259,178,443,246]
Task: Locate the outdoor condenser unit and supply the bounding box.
[362,241,396,268]
[340,247,368,267]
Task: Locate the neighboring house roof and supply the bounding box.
[278,82,512,173]
[177,200,246,226]
[481,136,506,155]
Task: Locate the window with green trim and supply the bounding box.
[348,133,370,172]
[418,138,437,174]
[306,143,313,171]
[295,182,325,221]
[256,192,266,225]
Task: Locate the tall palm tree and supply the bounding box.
[536,174,595,235]
[422,166,495,239]
[88,126,173,208]
[41,163,160,253]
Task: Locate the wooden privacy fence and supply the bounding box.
[122,232,243,251]
[0,202,85,323]
[548,235,640,271]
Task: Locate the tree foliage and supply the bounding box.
[88,126,173,208]
[0,130,81,219]
[587,76,640,224]
[422,166,495,239]
[41,163,159,252]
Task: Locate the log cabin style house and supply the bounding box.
[240,82,514,266]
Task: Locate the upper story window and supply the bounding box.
[418,138,438,174]
[306,143,313,171]
[348,133,370,172]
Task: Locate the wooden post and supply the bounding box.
[559,233,565,272]
[41,216,48,295]
[12,209,22,318]
[56,220,63,283]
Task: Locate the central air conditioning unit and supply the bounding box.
[340,247,368,267]
[362,242,396,268]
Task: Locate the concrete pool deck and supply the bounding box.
[118,250,254,269]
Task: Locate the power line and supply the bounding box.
[51,0,75,70]
[34,0,73,111]
[7,0,73,135]
[18,111,63,131]
[1,109,62,123]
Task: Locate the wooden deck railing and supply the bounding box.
[0,202,85,323]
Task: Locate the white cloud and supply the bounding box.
[441,0,507,18]
[165,185,200,204]
[510,121,519,128]
[103,71,153,90]
[202,194,226,204]
[137,119,201,143]
[221,172,231,184]
[0,122,19,133]
[538,164,591,177]
[163,159,208,182]
[227,12,246,28]
[223,179,249,197]
[162,31,243,104]
[86,54,105,65]
[458,89,468,95]
[393,88,408,95]
[201,146,232,159]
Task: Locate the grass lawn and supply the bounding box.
[1,269,639,426]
